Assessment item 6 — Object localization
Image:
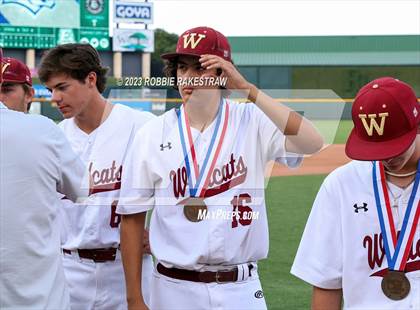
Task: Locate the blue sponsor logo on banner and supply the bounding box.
[115,2,152,23]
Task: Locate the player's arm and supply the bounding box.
[118,126,154,309]
[143,228,151,254]
[120,212,148,310]
[312,287,343,310]
[199,54,323,155]
[54,125,87,201]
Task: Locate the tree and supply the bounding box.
[150,28,179,99]
[151,28,178,63]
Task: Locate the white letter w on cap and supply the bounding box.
[183,33,206,49]
[359,113,389,136]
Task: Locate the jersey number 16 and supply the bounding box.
[231,193,253,228]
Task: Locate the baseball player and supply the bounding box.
[291,77,420,309]
[117,26,324,310]
[0,47,87,309]
[38,43,154,310]
[0,57,34,112]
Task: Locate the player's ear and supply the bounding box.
[86,71,97,88]
[25,87,35,102]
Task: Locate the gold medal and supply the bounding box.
[182,197,207,222]
[381,270,410,300]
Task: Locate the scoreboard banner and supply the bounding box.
[0,0,110,50]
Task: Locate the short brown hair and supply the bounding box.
[38,43,109,93]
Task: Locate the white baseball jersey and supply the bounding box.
[59,104,154,249]
[291,160,420,310]
[118,99,302,269]
[0,102,86,309]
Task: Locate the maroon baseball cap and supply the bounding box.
[161,26,232,62]
[2,57,32,86]
[345,77,420,161]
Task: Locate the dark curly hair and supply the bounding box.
[163,58,178,90]
[38,43,109,93]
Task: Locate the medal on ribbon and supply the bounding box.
[372,161,420,300]
[176,99,229,222]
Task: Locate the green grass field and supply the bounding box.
[314,119,353,145]
[332,120,353,144]
[259,174,327,309]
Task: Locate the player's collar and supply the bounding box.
[0,101,8,109]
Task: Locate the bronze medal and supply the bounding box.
[183,205,208,222]
[182,197,208,222]
[381,270,410,300]
[176,103,229,223]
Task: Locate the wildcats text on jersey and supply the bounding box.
[170,153,248,199]
[89,160,122,195]
[363,231,420,277]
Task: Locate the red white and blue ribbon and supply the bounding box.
[177,98,229,198]
[372,161,420,271]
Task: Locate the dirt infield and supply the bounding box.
[270,144,351,176]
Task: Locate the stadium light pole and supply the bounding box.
[26,49,35,71]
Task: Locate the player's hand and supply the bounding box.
[199,54,252,90]
[143,228,151,255]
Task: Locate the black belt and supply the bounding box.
[157,263,253,283]
[63,248,118,263]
